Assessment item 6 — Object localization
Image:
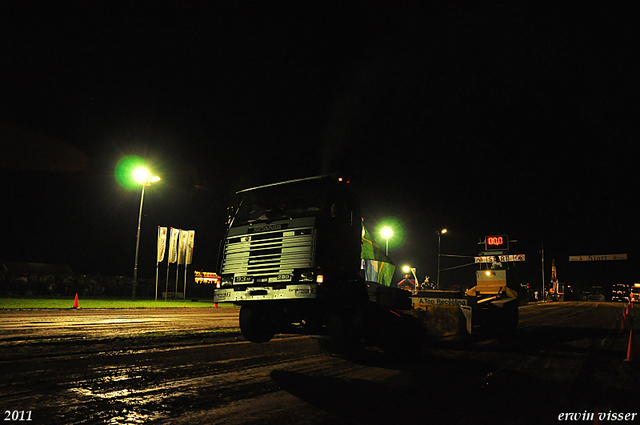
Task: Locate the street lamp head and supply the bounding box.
[441,228,448,234]
[132,166,160,185]
[380,226,393,240]
[132,166,151,184]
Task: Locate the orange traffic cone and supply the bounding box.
[620,313,629,332]
[624,329,640,362]
[72,293,80,309]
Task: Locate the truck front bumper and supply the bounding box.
[213,284,318,303]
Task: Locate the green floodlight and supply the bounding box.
[115,155,160,189]
[115,155,146,189]
[375,217,405,252]
[132,166,151,184]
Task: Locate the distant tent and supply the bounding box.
[361,226,395,286]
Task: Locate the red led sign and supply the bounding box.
[487,236,504,246]
[485,235,509,251]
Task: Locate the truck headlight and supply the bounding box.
[299,271,315,282]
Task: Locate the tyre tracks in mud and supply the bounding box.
[0,330,366,424]
[2,303,638,424]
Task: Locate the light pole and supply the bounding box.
[380,226,393,255]
[436,228,447,289]
[132,166,160,300]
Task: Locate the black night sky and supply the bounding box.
[1,2,638,291]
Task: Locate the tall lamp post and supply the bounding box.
[380,226,393,256]
[436,228,448,289]
[132,166,160,300]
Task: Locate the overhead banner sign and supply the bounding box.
[475,254,525,263]
[569,254,627,261]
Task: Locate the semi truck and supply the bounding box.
[213,175,518,352]
[212,175,418,352]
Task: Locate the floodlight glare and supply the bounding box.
[132,166,151,184]
[381,227,394,239]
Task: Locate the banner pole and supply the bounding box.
[175,263,180,299]
[165,263,170,300]
[183,264,188,300]
[156,226,168,301]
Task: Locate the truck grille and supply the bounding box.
[222,227,315,280]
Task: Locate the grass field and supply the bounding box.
[0,296,235,309]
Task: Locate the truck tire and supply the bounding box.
[239,304,275,343]
[325,304,367,353]
[321,283,369,354]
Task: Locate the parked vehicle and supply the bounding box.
[611,283,630,302]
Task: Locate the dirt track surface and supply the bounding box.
[0,307,241,342]
[1,303,639,424]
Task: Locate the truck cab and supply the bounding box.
[213,175,364,343]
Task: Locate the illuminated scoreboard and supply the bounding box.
[484,235,509,252]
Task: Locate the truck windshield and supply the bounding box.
[233,178,331,225]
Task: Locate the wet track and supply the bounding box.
[1,302,638,424]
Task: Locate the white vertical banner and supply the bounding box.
[183,230,195,300]
[186,230,195,265]
[155,226,168,301]
[168,228,180,264]
[178,229,189,265]
[157,227,168,263]
[175,229,184,296]
[166,227,179,300]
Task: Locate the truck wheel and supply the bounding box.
[324,286,370,354]
[325,306,366,353]
[240,305,275,343]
